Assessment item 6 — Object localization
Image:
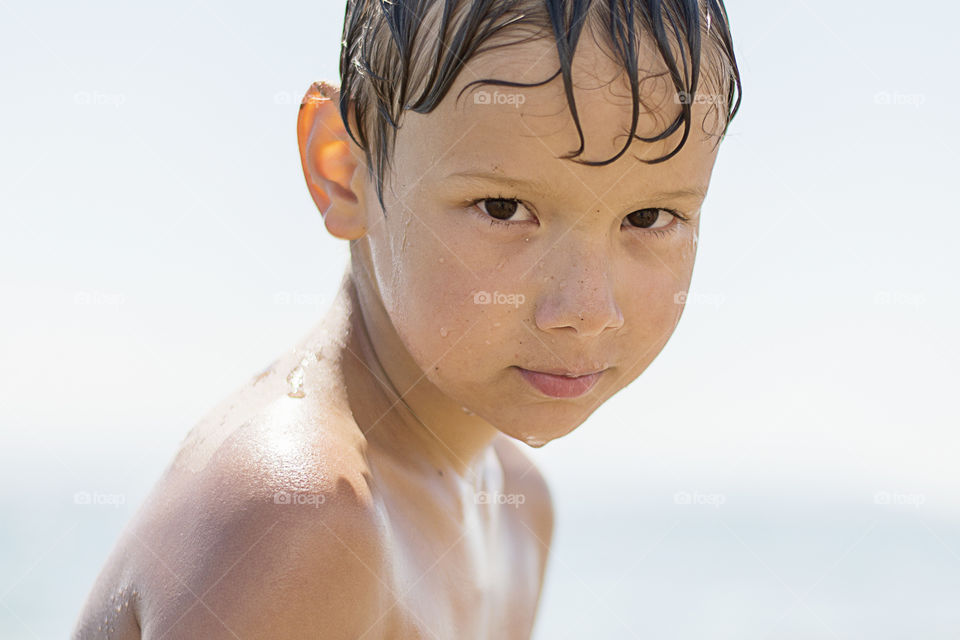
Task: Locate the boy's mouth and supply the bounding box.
[515,366,606,399]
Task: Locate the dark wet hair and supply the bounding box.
[338,0,743,214]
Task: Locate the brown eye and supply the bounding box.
[480,198,519,220]
[625,208,671,229]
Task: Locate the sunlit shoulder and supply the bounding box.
[73,378,393,640]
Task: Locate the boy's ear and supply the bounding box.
[297,81,367,240]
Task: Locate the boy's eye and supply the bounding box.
[473,197,536,224]
[469,197,685,232]
[624,208,677,230]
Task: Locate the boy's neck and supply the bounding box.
[335,262,501,483]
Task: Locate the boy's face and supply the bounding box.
[355,35,721,446]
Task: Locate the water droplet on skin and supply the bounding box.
[461,405,476,415]
[438,256,445,264]
[439,327,448,337]
[524,237,530,242]
[286,356,311,398]
[496,258,506,270]
[484,340,491,345]
[493,322,501,327]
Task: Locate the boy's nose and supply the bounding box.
[532,250,624,337]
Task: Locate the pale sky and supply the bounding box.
[2,1,959,638]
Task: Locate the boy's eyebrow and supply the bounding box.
[442,169,707,202]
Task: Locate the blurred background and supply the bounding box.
[2,0,958,638]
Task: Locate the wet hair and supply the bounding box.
[338,0,743,214]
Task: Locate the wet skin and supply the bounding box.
[73,32,722,639]
[72,272,552,639]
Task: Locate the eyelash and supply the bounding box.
[471,195,528,229]
[468,194,690,237]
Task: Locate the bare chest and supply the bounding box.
[370,487,542,639]
[385,516,539,640]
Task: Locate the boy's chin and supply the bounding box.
[506,426,575,449]
[487,407,596,448]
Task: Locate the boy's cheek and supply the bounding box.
[385,256,502,363]
[402,261,514,341]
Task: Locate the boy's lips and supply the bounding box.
[515,366,606,398]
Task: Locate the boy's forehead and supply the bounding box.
[395,36,719,194]
[453,36,682,139]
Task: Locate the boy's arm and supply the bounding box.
[75,454,391,639]
[138,471,390,640]
[150,510,386,638]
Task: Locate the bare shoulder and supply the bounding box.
[74,385,392,639]
[492,434,555,549]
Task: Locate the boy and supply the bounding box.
[74,0,741,637]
